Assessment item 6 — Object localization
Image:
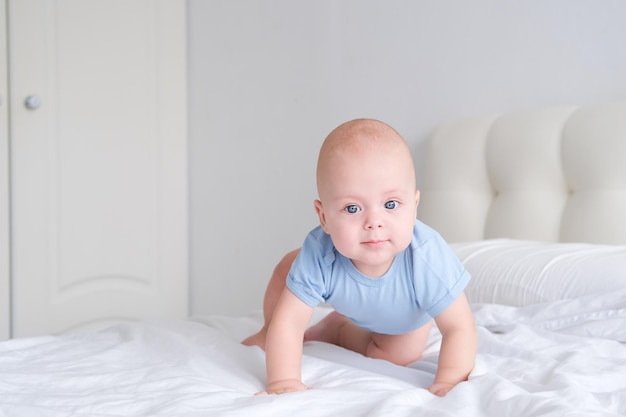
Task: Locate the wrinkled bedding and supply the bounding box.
[1,289,625,417]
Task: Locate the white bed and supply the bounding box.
[2,102,626,417]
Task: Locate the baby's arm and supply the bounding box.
[430,292,477,397]
[261,288,314,395]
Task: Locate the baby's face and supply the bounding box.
[315,141,419,278]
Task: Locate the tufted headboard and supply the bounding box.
[418,102,626,245]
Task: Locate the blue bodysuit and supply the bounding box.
[286,220,471,335]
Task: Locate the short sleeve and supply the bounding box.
[412,223,471,318]
[286,227,333,307]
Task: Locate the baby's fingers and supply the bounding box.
[428,382,455,397]
[256,381,309,395]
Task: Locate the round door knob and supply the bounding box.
[24,95,42,110]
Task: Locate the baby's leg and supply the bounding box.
[305,312,432,366]
[368,324,432,366]
[241,248,300,349]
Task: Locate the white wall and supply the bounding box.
[188,0,626,316]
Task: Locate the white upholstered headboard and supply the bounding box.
[418,102,626,245]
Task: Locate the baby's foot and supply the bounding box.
[241,327,267,350]
[304,311,349,345]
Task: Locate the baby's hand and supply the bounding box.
[428,381,456,397]
[256,379,308,395]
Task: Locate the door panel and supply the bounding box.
[9,0,188,337]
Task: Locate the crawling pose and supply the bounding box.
[243,118,476,397]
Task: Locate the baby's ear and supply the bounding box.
[314,200,328,231]
[414,190,421,217]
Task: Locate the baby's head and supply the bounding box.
[314,119,419,277]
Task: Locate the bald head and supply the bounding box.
[316,119,416,198]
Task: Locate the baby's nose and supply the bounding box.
[364,212,383,229]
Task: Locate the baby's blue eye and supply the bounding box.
[345,205,360,214]
[385,200,399,210]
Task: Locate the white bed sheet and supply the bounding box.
[1,289,625,417]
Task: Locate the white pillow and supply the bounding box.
[451,239,626,306]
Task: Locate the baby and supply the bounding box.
[243,118,476,397]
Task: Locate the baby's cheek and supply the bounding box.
[396,228,414,250]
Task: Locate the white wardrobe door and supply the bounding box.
[0,0,9,340]
[9,0,188,337]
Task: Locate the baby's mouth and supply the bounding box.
[362,239,388,248]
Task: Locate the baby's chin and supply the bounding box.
[350,253,398,278]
